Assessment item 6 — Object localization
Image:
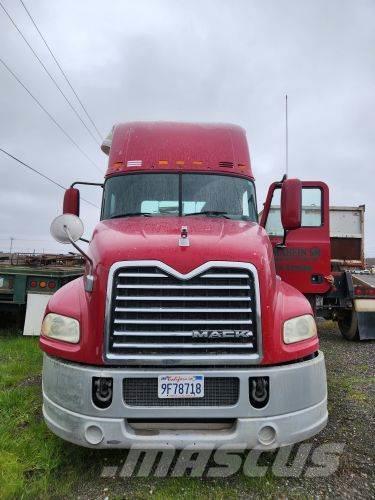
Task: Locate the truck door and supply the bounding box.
[260,181,331,294]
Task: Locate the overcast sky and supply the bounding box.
[0,0,374,255]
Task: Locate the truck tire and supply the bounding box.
[337,310,359,341]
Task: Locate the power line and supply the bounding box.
[0,56,103,175]
[0,238,51,242]
[0,0,101,147]
[1,147,65,189]
[19,0,103,142]
[0,147,100,209]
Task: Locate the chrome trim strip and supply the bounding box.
[112,342,254,349]
[200,273,249,278]
[104,261,263,366]
[118,272,167,278]
[115,307,252,313]
[116,284,250,290]
[114,319,253,324]
[106,353,261,361]
[116,295,251,301]
[113,331,254,337]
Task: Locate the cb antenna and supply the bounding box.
[285,93,289,178]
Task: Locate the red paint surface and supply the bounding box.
[63,188,80,215]
[281,178,302,230]
[106,122,253,178]
[261,181,331,294]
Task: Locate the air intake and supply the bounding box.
[218,161,234,168]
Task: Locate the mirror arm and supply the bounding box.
[276,229,288,248]
[64,225,93,266]
[79,237,90,243]
[63,225,94,292]
[71,181,103,188]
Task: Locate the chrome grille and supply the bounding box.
[123,377,239,406]
[105,262,260,365]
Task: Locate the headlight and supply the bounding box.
[41,313,80,343]
[283,314,317,344]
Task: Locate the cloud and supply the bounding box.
[0,0,374,254]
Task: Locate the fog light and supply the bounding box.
[92,377,113,409]
[85,425,103,445]
[249,377,269,408]
[258,425,276,446]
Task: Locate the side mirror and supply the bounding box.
[50,214,84,244]
[281,178,302,230]
[63,188,80,216]
[50,214,94,292]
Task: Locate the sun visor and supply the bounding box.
[101,126,114,155]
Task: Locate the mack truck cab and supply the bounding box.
[40,122,328,449]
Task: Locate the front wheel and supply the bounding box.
[337,310,359,341]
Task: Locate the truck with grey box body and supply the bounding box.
[318,205,375,340]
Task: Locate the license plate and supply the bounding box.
[158,374,204,398]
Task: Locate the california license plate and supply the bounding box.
[158,374,204,398]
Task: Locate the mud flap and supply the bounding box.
[357,312,375,340]
[23,293,52,336]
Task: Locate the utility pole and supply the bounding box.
[9,236,14,256]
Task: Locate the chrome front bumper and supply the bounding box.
[42,352,328,449]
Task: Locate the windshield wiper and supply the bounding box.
[109,212,153,219]
[184,210,232,219]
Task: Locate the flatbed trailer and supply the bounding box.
[352,273,375,288]
[0,256,83,334]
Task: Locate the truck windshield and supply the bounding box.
[102,173,257,221]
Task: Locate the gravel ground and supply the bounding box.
[295,320,375,499]
[263,319,375,499]
[74,321,375,500]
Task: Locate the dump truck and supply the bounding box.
[40,122,329,449]
[261,202,375,340]
[321,205,375,340]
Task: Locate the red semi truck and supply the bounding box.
[40,122,330,449]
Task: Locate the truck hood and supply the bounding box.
[89,216,275,276]
[42,216,316,367]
